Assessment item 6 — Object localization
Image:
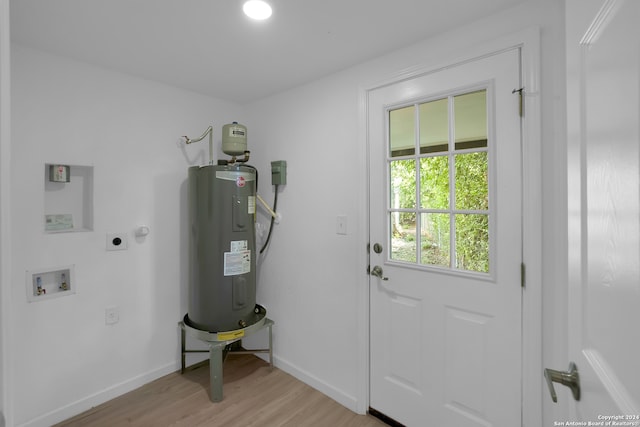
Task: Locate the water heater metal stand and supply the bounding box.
[178,307,274,402]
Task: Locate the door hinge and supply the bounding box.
[521,262,526,288]
[512,87,524,117]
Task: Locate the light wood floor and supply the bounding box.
[55,355,388,427]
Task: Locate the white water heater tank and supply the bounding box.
[222,122,247,156]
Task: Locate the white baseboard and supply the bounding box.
[19,355,359,427]
[272,355,359,413]
[17,361,180,427]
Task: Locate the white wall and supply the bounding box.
[246,73,366,407]
[5,0,568,425]
[10,46,244,427]
[244,0,566,422]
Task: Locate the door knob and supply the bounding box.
[370,265,388,281]
[544,362,580,403]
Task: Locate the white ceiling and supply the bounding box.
[10,0,526,104]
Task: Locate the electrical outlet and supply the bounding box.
[105,306,120,325]
[106,233,128,251]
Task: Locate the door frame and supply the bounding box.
[0,0,12,425]
[356,27,542,426]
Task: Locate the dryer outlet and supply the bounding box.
[107,233,128,251]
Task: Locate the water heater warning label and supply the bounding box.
[224,251,251,276]
[224,240,251,276]
[230,240,248,252]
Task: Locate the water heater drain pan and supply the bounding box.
[183,304,267,342]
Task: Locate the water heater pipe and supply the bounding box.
[183,126,214,165]
[256,194,279,222]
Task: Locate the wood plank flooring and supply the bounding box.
[55,355,388,427]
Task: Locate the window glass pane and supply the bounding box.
[454,90,487,150]
[386,90,492,273]
[390,159,416,209]
[420,213,450,267]
[420,155,449,209]
[455,214,489,273]
[454,152,488,211]
[419,98,448,153]
[389,105,415,157]
[391,212,417,262]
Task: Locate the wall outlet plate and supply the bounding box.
[105,306,120,325]
[106,233,128,251]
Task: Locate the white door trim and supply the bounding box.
[355,27,542,426]
[0,0,12,425]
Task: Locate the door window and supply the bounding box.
[388,89,490,273]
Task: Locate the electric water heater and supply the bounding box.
[185,163,257,332]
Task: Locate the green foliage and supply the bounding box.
[455,152,488,210]
[455,214,489,272]
[390,151,489,273]
[420,156,449,209]
[390,159,416,209]
[420,213,450,267]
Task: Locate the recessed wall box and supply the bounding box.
[49,165,70,182]
[44,164,94,232]
[26,265,75,302]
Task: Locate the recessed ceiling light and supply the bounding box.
[243,0,272,20]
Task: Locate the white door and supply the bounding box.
[368,49,522,426]
[563,0,640,420]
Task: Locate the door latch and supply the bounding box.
[370,265,388,281]
[544,362,580,403]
